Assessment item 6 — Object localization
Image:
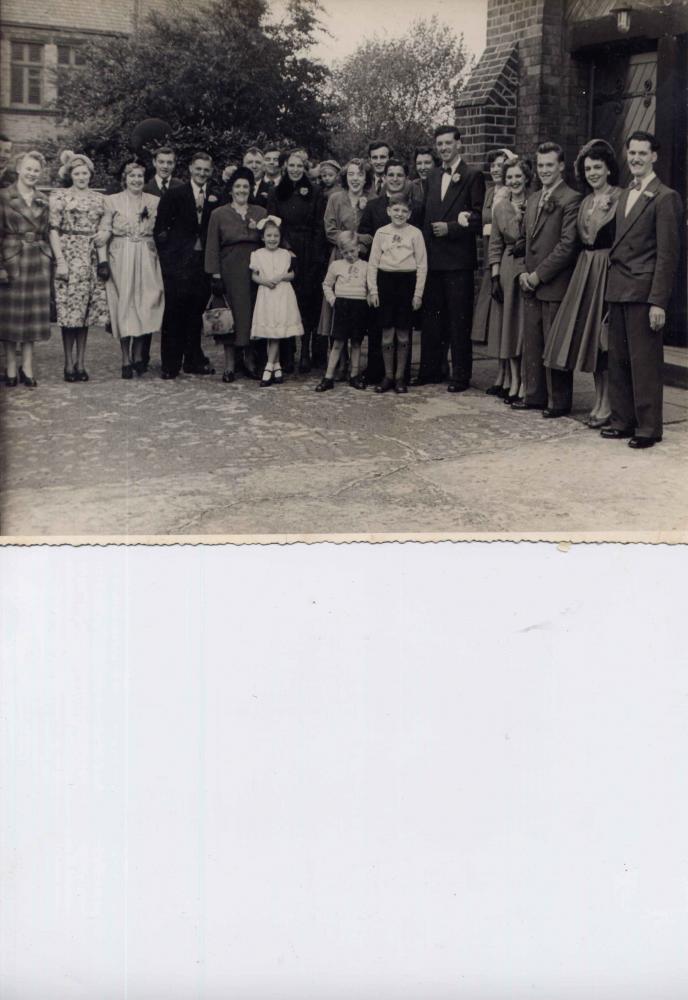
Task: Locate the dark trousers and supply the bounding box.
[140,333,152,366]
[160,253,209,376]
[522,296,573,410]
[420,269,474,384]
[608,302,663,439]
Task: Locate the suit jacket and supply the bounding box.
[605,176,683,310]
[359,192,423,251]
[153,181,221,277]
[422,162,485,271]
[143,176,183,198]
[524,182,581,301]
[250,177,274,209]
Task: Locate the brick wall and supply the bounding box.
[457,0,591,179]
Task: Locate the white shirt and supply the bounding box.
[625,170,656,216]
[441,156,462,199]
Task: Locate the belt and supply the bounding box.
[111,234,153,244]
[61,229,95,237]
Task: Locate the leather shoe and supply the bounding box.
[375,377,395,394]
[600,427,632,439]
[410,374,440,387]
[160,370,177,380]
[485,384,504,396]
[447,380,469,393]
[511,399,543,410]
[394,381,408,394]
[629,436,661,449]
[542,408,570,419]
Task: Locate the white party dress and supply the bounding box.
[249,247,304,340]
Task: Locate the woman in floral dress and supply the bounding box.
[100,160,164,378]
[48,151,110,381]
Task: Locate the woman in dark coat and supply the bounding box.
[0,150,52,387]
[267,150,325,373]
[543,139,621,427]
[205,166,267,382]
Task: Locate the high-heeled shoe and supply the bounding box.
[74,368,89,382]
[4,375,18,387]
[19,369,37,387]
[64,368,77,383]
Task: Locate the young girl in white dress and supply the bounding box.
[250,216,303,386]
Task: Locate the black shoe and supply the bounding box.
[395,381,408,394]
[299,357,312,374]
[64,368,77,383]
[259,368,273,387]
[349,375,366,390]
[511,399,544,410]
[315,377,334,393]
[121,365,133,380]
[183,362,215,375]
[542,408,571,419]
[21,375,38,388]
[505,394,520,405]
[410,374,440,387]
[485,384,504,396]
[222,369,235,383]
[600,427,633,439]
[133,360,146,376]
[628,436,661,449]
[4,376,18,387]
[160,370,177,380]
[375,377,394,394]
[447,380,469,393]
[74,367,89,382]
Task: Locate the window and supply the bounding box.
[56,44,86,100]
[10,42,44,106]
[57,45,86,68]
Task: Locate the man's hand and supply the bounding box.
[518,272,532,293]
[368,292,379,308]
[649,305,666,331]
[412,295,422,311]
[211,275,224,296]
[457,211,471,228]
[526,271,540,289]
[431,222,449,237]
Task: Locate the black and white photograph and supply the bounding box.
[0,0,686,539]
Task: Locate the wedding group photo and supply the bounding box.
[0,0,686,538]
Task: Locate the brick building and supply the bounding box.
[0,0,202,146]
[458,0,688,348]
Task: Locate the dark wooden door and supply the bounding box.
[592,50,657,187]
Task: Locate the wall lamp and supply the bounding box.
[611,4,633,32]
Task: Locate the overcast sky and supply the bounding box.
[273,0,489,66]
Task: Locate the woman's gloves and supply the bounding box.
[490,275,504,304]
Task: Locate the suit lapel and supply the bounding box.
[611,177,661,249]
[8,186,40,228]
[439,170,471,220]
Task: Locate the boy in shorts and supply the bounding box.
[316,231,369,392]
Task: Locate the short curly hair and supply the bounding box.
[341,158,373,191]
[574,140,620,190]
[501,155,534,187]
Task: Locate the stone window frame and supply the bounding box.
[9,39,45,108]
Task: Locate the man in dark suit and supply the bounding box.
[243,147,273,209]
[154,151,219,379]
[410,146,437,205]
[359,158,422,384]
[415,125,485,390]
[141,147,183,369]
[516,142,581,415]
[602,130,683,449]
[367,140,392,197]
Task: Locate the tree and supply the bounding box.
[328,16,473,165]
[50,0,332,185]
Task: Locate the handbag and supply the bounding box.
[202,295,234,337]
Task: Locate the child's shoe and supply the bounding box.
[315,377,334,393]
[259,368,273,387]
[273,366,283,385]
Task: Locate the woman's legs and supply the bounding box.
[223,343,235,375]
[75,327,88,371]
[62,327,76,371]
[5,342,18,379]
[508,357,522,400]
[21,342,34,379]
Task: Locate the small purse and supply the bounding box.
[202,295,234,337]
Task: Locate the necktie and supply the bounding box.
[196,188,204,222]
[161,178,168,193]
[376,177,382,194]
[444,166,453,175]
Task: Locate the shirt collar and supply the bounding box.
[191,180,205,197]
[635,171,656,192]
[541,178,563,199]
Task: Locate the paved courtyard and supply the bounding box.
[1,326,686,538]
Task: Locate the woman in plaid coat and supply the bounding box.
[0,150,52,387]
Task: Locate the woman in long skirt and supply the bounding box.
[488,156,533,404]
[100,160,164,378]
[543,139,621,427]
[471,148,514,396]
[0,150,52,388]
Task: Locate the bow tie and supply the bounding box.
[443,166,453,175]
[630,178,642,191]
